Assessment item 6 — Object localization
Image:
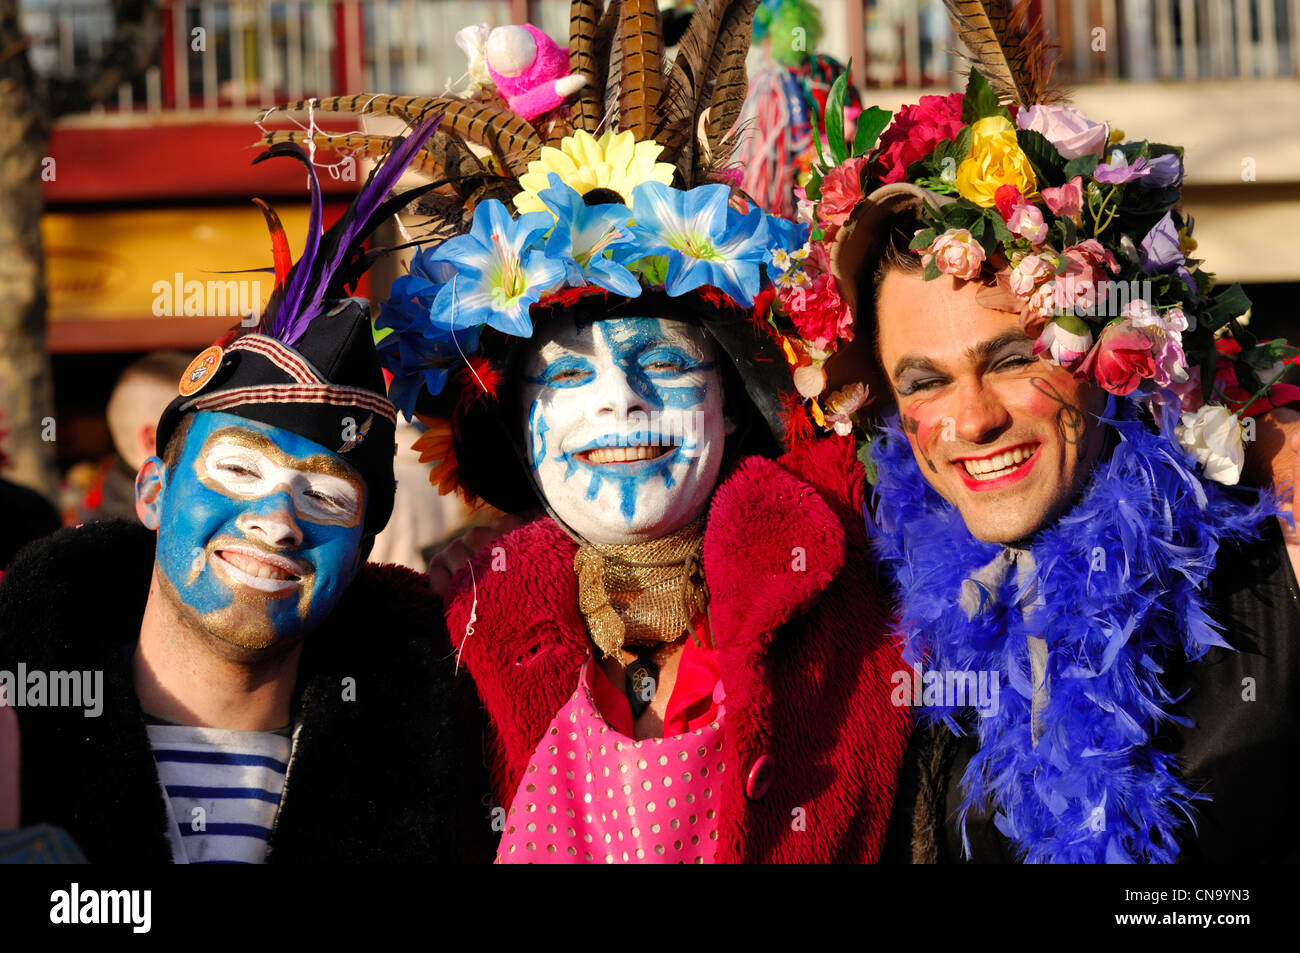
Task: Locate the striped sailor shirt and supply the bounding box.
[146,718,297,864]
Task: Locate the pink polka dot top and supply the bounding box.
[496,658,726,863]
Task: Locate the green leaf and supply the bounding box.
[908,228,937,250]
[630,255,669,286]
[852,105,893,157]
[808,90,827,171]
[824,67,850,164]
[1059,215,1078,247]
[961,68,1009,123]
[923,258,941,281]
[950,125,973,162]
[987,210,1014,244]
[1203,283,1252,331]
[857,436,880,484]
[1016,128,1066,188]
[1063,154,1099,182]
[804,168,822,201]
[1239,343,1295,369]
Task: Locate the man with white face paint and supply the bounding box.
[391,267,912,862]
[519,316,729,543]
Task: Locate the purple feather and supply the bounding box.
[281,114,442,345]
[252,112,443,346]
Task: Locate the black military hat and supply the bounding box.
[155,300,398,534]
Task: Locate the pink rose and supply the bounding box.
[1041,176,1084,222]
[1076,323,1156,395]
[818,157,868,228]
[1120,301,1188,387]
[1008,253,1055,297]
[1016,105,1109,160]
[1054,240,1119,315]
[924,228,986,280]
[1007,203,1049,244]
[1025,282,1058,330]
[870,93,966,185]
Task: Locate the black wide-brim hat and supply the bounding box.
[155,299,398,535]
[420,286,799,514]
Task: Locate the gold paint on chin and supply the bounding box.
[157,566,293,660]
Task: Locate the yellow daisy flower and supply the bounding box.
[514,129,677,214]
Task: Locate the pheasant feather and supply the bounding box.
[942,0,1061,107]
[618,0,664,140]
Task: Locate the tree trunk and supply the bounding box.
[0,0,55,496]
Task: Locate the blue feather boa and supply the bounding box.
[868,402,1270,863]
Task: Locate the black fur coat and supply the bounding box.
[0,520,493,863]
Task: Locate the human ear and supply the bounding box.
[135,457,168,530]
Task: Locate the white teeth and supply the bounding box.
[584,445,670,464]
[961,445,1035,480]
[217,550,299,588]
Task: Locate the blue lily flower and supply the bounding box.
[376,321,482,416]
[763,213,810,259]
[538,174,642,298]
[427,199,565,338]
[628,182,770,306]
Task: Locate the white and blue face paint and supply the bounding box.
[519,316,730,544]
[144,412,368,655]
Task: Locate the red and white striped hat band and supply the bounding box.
[226,335,323,384]
[188,384,398,426]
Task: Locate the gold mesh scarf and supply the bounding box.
[574,516,709,660]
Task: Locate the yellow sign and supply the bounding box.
[42,206,312,323]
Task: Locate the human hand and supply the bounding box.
[428,513,528,599]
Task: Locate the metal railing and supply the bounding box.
[864,0,1300,88]
[19,0,1300,115]
[19,0,529,113]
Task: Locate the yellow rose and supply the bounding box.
[955,116,1038,208]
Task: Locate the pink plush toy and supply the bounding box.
[482,25,587,122]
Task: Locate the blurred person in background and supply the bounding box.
[95,351,196,523]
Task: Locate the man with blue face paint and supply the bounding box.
[0,123,492,863]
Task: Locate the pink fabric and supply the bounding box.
[497,660,726,864]
[447,435,913,863]
[590,627,720,737]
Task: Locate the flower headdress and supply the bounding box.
[256,0,816,507]
[794,0,1297,481]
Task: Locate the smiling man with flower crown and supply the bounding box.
[795,5,1300,863]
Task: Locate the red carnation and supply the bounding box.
[788,274,854,347]
[818,157,868,228]
[869,93,966,185]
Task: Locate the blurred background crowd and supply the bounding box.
[0,0,1297,572]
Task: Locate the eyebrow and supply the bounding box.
[891,330,1035,382]
[203,426,362,485]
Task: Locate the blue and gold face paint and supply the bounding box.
[518,317,728,545]
[145,411,368,653]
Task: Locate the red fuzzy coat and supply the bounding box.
[445,435,911,862]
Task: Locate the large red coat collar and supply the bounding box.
[446,436,910,862]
